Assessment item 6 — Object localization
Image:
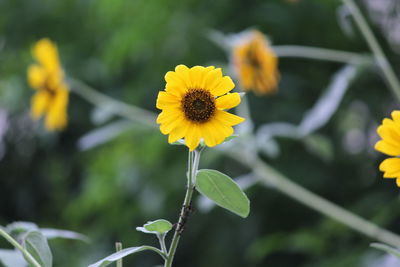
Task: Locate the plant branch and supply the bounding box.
[0,228,41,267]
[273,45,371,64]
[68,78,157,129]
[342,0,400,102]
[165,150,200,267]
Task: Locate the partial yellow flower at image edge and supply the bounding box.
[27,38,69,131]
[156,65,245,151]
[375,110,400,187]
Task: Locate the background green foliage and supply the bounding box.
[1,0,399,266]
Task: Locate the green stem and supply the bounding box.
[158,234,168,255]
[68,78,157,129]
[342,0,400,102]
[273,45,371,64]
[164,149,200,267]
[0,228,41,267]
[115,242,123,267]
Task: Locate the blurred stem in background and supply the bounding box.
[341,0,400,102]
[68,79,157,129]
[273,45,371,64]
[0,228,41,267]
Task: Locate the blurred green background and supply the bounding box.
[1,0,400,266]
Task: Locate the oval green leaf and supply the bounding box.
[196,169,250,218]
[22,231,52,267]
[136,219,172,235]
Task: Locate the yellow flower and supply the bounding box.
[27,38,69,131]
[375,110,400,187]
[156,65,245,151]
[232,30,279,95]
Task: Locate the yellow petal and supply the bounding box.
[31,91,50,119]
[184,124,201,151]
[215,110,245,126]
[27,65,46,90]
[189,66,215,89]
[168,119,189,143]
[375,123,400,156]
[379,158,400,178]
[216,93,241,110]
[159,115,184,135]
[174,64,192,88]
[165,71,188,97]
[156,108,182,124]
[396,178,400,187]
[33,38,60,72]
[211,76,235,97]
[156,91,181,110]
[45,89,68,131]
[201,122,218,147]
[375,140,400,156]
[391,111,400,124]
[204,68,223,93]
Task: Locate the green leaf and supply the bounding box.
[6,222,38,235]
[136,219,172,235]
[196,169,250,218]
[0,249,26,267]
[22,231,52,267]
[370,243,400,258]
[88,246,163,267]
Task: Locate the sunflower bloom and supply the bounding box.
[27,38,69,131]
[232,30,279,95]
[156,65,245,151]
[375,110,400,187]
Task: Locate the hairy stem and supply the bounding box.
[165,150,200,267]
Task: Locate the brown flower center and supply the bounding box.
[246,43,261,69]
[182,89,215,123]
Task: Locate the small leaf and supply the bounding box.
[89,246,160,267]
[22,231,52,267]
[136,219,172,235]
[370,243,400,258]
[6,222,38,235]
[196,169,250,218]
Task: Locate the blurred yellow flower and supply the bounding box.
[156,65,245,151]
[233,30,279,95]
[27,38,69,131]
[375,111,400,187]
